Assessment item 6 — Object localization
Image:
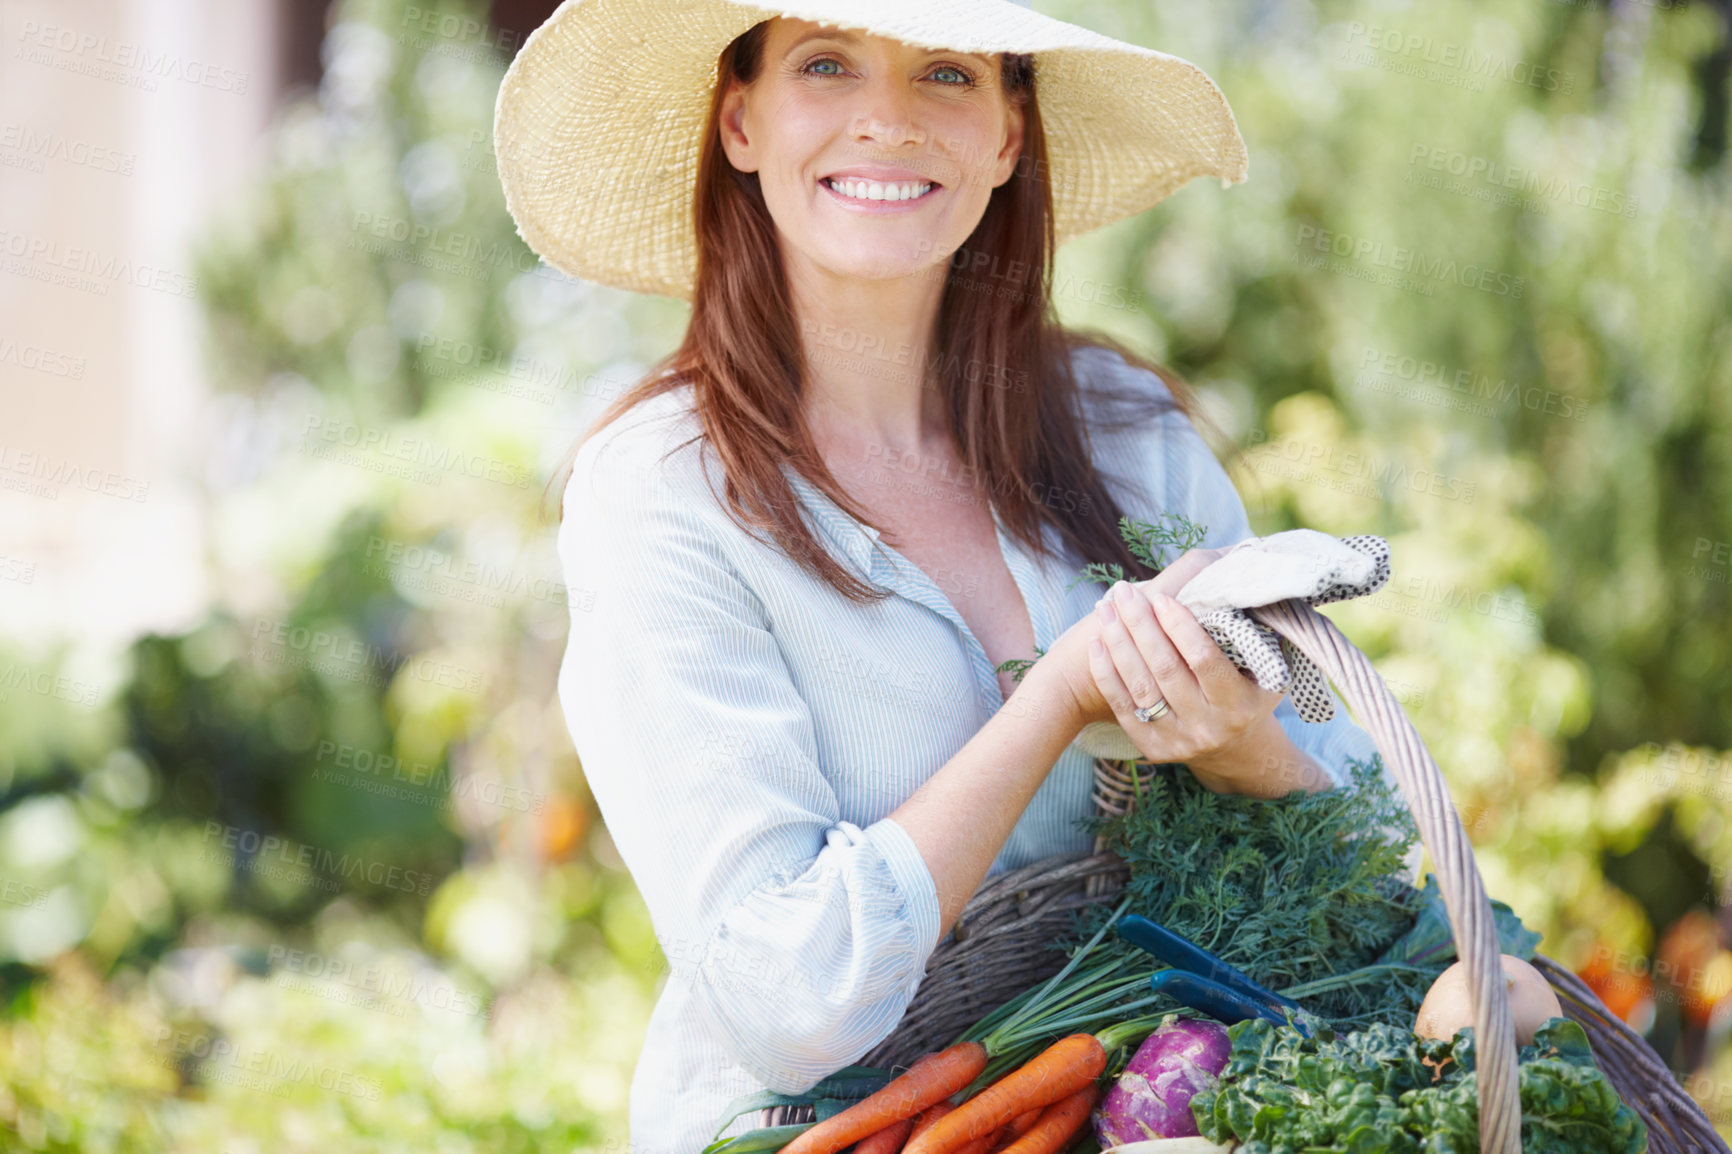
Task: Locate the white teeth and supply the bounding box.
[826,178,933,202]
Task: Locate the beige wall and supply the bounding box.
[0,0,284,664]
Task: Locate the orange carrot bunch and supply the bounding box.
[993,1085,1099,1154]
[777,1042,989,1154]
[759,898,1153,1154]
[777,1033,1107,1154]
[901,1034,1106,1154]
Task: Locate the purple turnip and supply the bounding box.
[1092,1017,1231,1146]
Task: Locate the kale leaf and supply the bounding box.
[1375,873,1543,969]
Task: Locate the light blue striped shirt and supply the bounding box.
[555,346,1392,1154]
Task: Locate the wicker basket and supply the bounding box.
[760,599,1728,1153]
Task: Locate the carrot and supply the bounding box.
[851,1115,915,1154]
[907,1100,954,1140]
[908,1084,997,1154]
[950,1132,1001,1154]
[901,1034,1106,1154]
[987,1108,1043,1152]
[779,1042,988,1154]
[996,1085,1098,1154]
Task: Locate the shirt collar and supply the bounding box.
[779,462,879,576]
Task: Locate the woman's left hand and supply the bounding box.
[1087,577,1294,780]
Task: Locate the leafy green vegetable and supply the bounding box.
[1190,1017,1648,1154]
[1063,757,1434,1028]
[1375,874,1543,969]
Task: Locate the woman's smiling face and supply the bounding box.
[718,18,1025,288]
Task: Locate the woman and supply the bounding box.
[493,2,1397,1148]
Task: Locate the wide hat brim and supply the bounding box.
[492,0,1249,302]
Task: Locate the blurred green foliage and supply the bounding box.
[1,0,1730,1147]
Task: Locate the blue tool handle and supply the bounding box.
[1117,914,1303,1012]
[1148,971,1315,1039]
[1148,970,1285,1027]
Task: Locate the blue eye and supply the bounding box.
[798,57,978,87]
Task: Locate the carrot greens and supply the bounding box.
[1065,756,1435,1029]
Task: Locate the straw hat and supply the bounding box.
[492,0,1249,302]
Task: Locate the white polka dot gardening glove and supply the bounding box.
[1074,528,1392,761]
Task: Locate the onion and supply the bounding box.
[1092,1018,1231,1146]
[1414,954,1563,1046]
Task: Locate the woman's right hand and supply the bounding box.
[1039,547,1227,732]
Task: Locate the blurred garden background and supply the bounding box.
[1,0,1730,1148]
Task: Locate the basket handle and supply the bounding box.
[1248,597,1522,1154]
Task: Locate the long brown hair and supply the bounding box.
[547,20,1227,603]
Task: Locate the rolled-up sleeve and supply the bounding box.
[556,421,943,1093]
